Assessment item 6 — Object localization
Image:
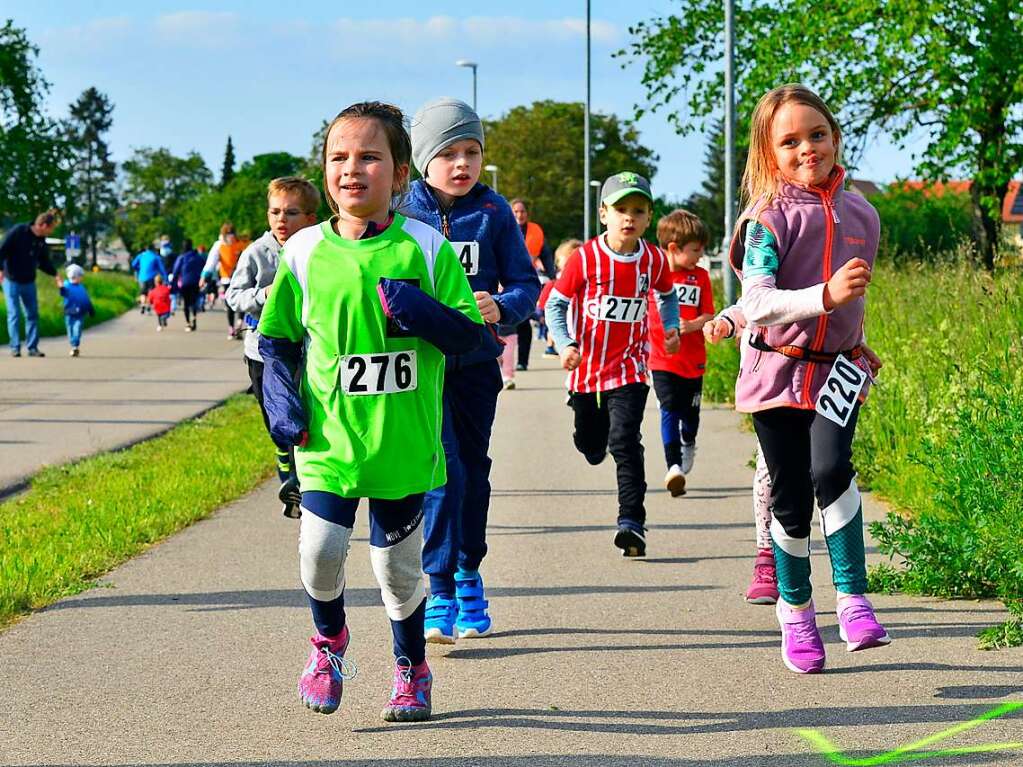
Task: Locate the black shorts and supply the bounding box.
[139,279,155,296]
[651,370,702,413]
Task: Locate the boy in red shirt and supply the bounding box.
[647,209,715,498]
[545,172,680,557]
[148,275,172,331]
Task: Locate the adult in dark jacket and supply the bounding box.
[0,209,60,357]
[171,239,205,331]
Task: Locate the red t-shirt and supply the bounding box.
[647,266,715,379]
[552,235,673,393]
[148,284,172,315]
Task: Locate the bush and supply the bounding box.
[857,261,1023,644]
[869,185,974,263]
[703,276,739,403]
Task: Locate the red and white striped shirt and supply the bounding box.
[551,235,673,393]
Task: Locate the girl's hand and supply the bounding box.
[862,343,883,376]
[474,291,501,324]
[561,346,581,371]
[704,318,732,344]
[823,258,871,310]
[663,328,680,354]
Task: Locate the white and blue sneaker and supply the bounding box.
[424,595,457,644]
[454,568,493,638]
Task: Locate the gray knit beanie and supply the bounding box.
[66,264,85,281]
[411,98,485,176]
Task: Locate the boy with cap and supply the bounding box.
[60,264,95,357]
[403,97,539,644]
[545,172,681,558]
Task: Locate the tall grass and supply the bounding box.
[704,276,740,403]
[0,270,138,345]
[0,395,274,629]
[856,260,1023,646]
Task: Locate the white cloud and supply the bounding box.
[154,11,241,47]
[40,16,133,52]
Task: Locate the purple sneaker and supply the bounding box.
[776,600,826,674]
[837,595,892,651]
[298,626,357,714]
[745,549,779,605]
[381,657,432,722]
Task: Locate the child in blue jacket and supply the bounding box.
[60,264,95,356]
[404,98,540,643]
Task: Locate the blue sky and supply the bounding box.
[2,1,921,200]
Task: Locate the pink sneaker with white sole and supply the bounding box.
[298,626,357,714]
[837,595,892,651]
[745,549,779,605]
[776,600,826,674]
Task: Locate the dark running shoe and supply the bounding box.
[279,476,302,519]
[28,348,45,357]
[613,525,646,558]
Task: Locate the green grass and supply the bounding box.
[0,270,138,345]
[0,395,274,630]
[703,276,740,404]
[856,261,1023,646]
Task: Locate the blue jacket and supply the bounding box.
[171,250,205,289]
[60,281,95,319]
[403,180,540,367]
[131,249,167,282]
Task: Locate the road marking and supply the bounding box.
[796,700,1023,765]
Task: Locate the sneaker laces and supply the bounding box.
[317,647,358,681]
[392,656,420,700]
[753,561,776,584]
[839,601,875,626]
[787,614,820,645]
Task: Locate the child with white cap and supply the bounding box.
[59,264,95,357]
[403,98,540,644]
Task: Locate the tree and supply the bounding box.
[621,0,1023,269]
[181,151,308,245]
[483,101,658,244]
[65,87,117,267]
[116,147,211,254]
[0,20,69,227]
[220,135,236,189]
[679,120,749,249]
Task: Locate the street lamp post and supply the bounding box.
[590,179,601,235]
[723,0,738,305]
[583,0,592,241]
[455,59,478,112]
[485,164,499,193]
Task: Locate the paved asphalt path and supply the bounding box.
[0,304,250,493]
[1,351,1021,766]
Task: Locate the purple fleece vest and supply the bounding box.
[728,167,880,412]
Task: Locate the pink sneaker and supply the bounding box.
[745,549,779,605]
[776,600,826,674]
[298,626,357,714]
[837,595,892,651]
[381,657,432,722]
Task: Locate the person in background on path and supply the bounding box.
[260,102,488,722]
[171,239,205,332]
[538,239,581,358]
[60,264,94,357]
[404,97,539,645]
[226,176,319,518]
[159,234,177,315]
[705,303,883,606]
[131,241,167,315]
[647,210,715,499]
[510,199,555,372]
[0,208,60,357]
[545,172,680,558]
[728,84,889,675]
[497,296,519,390]
[201,223,246,337]
[147,275,172,331]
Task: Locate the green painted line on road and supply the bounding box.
[795,700,1023,766]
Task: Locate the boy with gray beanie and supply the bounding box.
[60,264,95,357]
[403,97,540,645]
